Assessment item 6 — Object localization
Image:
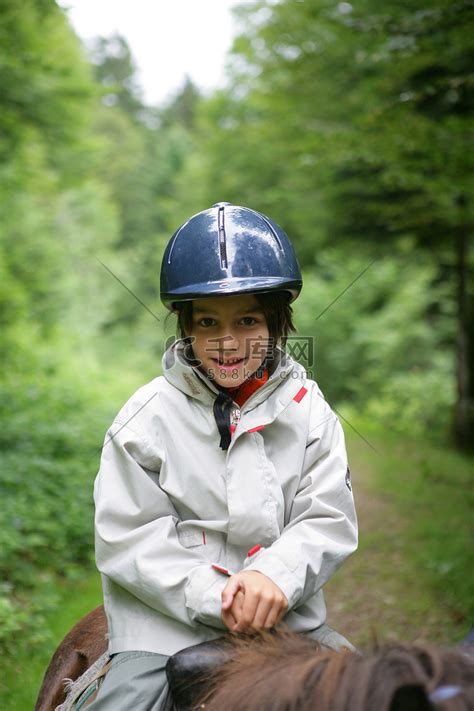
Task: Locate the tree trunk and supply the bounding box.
[453,196,473,451]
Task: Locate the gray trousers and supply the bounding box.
[84,651,173,711]
[83,624,355,710]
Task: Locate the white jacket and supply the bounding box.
[94,338,358,656]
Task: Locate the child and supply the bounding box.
[89,203,358,709]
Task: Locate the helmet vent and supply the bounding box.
[218,206,228,269]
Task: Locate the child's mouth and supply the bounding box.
[212,357,245,369]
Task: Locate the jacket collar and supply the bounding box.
[221,367,269,408]
[161,336,303,412]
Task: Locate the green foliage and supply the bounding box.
[89,34,146,122]
[0,0,96,174]
[160,76,201,131]
[53,180,119,335]
[198,0,474,256]
[294,243,455,437]
[0,324,162,659]
[0,0,108,355]
[1,0,472,680]
[0,19,185,660]
[0,353,100,654]
[1,572,103,710]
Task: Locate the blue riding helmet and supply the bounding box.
[160,202,303,311]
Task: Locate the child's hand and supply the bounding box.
[221,588,245,630]
[221,571,288,632]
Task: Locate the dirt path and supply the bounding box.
[324,437,459,649]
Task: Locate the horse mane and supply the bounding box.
[198,628,474,710]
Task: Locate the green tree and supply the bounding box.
[189,0,473,448]
[89,33,145,121]
[0,0,102,350]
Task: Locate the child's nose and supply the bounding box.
[222,330,239,351]
[212,331,240,353]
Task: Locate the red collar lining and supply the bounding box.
[220,368,269,407]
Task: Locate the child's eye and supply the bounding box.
[198,318,215,327]
[197,317,259,327]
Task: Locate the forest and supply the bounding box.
[0,1,473,707]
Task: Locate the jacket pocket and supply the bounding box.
[176,528,207,549]
[176,525,225,568]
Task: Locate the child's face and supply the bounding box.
[190,294,270,388]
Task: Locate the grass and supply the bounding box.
[367,430,473,626]
[1,571,102,711]
[334,425,473,647]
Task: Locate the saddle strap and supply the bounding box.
[73,659,113,710]
[55,654,112,711]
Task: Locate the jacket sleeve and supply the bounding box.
[243,386,358,610]
[94,419,227,630]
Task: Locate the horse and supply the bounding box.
[35,605,107,711]
[194,630,474,711]
[35,607,474,711]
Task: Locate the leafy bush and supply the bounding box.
[293,246,455,440]
[0,324,161,656]
[0,349,106,653]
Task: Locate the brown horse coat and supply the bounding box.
[35,605,107,711]
[198,630,474,710]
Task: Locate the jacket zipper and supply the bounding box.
[231,408,241,429]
